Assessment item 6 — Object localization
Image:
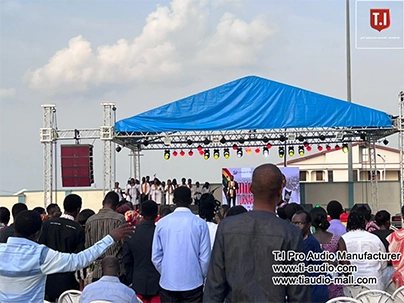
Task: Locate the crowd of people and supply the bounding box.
[0,163,403,303]
[114,176,212,209]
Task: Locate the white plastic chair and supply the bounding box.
[354,289,394,303]
[392,286,404,303]
[326,297,362,303]
[57,289,82,303]
[343,285,371,298]
[384,279,396,294]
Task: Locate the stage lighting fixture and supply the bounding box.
[204,150,210,160]
[279,135,286,142]
[335,144,341,151]
[288,146,295,157]
[267,143,272,149]
[246,147,252,154]
[164,150,170,160]
[298,146,304,156]
[173,151,178,157]
[232,144,238,150]
[224,148,230,159]
[255,148,260,154]
[220,137,227,144]
[317,145,323,151]
[203,138,211,145]
[319,135,326,141]
[143,140,149,146]
[115,146,122,153]
[262,136,269,143]
[278,147,285,158]
[383,139,389,145]
[197,145,203,152]
[180,150,185,156]
[303,141,309,148]
[164,136,172,146]
[237,148,243,158]
[213,149,220,159]
[297,135,304,142]
[307,146,312,152]
[199,150,204,156]
[326,145,331,151]
[360,133,366,140]
[342,143,349,153]
[336,132,344,140]
[263,147,269,157]
[238,138,245,144]
[187,139,193,145]
[188,150,194,156]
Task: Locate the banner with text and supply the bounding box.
[222,167,300,211]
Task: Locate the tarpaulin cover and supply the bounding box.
[115,76,392,132]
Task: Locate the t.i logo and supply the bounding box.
[370,9,391,32]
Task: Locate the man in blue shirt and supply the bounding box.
[152,187,211,303]
[292,210,329,303]
[0,210,134,303]
[80,256,137,303]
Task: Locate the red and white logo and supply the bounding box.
[370,9,391,32]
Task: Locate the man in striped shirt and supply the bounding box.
[85,191,126,281]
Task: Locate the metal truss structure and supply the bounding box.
[40,104,57,207]
[112,127,396,151]
[399,91,404,209]
[368,140,378,212]
[113,126,399,209]
[40,103,115,207]
[100,102,116,195]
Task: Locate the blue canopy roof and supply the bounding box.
[115,76,392,132]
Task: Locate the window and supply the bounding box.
[367,171,381,181]
[299,171,307,181]
[327,170,334,182]
[361,147,369,163]
[316,171,324,181]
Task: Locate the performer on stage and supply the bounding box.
[140,177,151,203]
[165,179,174,205]
[226,176,239,207]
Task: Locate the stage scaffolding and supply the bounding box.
[41,96,403,210]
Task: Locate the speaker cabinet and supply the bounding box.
[61,144,94,187]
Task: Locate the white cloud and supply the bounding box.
[195,13,275,67]
[214,0,245,8]
[0,88,16,98]
[24,0,275,94]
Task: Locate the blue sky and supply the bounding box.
[0,0,403,194]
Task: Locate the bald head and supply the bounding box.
[251,164,283,205]
[102,256,120,277]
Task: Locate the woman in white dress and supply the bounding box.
[165,179,174,205]
[151,178,164,212]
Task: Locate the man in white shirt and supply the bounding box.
[152,187,211,302]
[80,256,137,303]
[193,181,202,205]
[342,211,387,290]
[113,181,123,201]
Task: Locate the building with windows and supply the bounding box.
[278,143,400,183]
[276,143,401,216]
